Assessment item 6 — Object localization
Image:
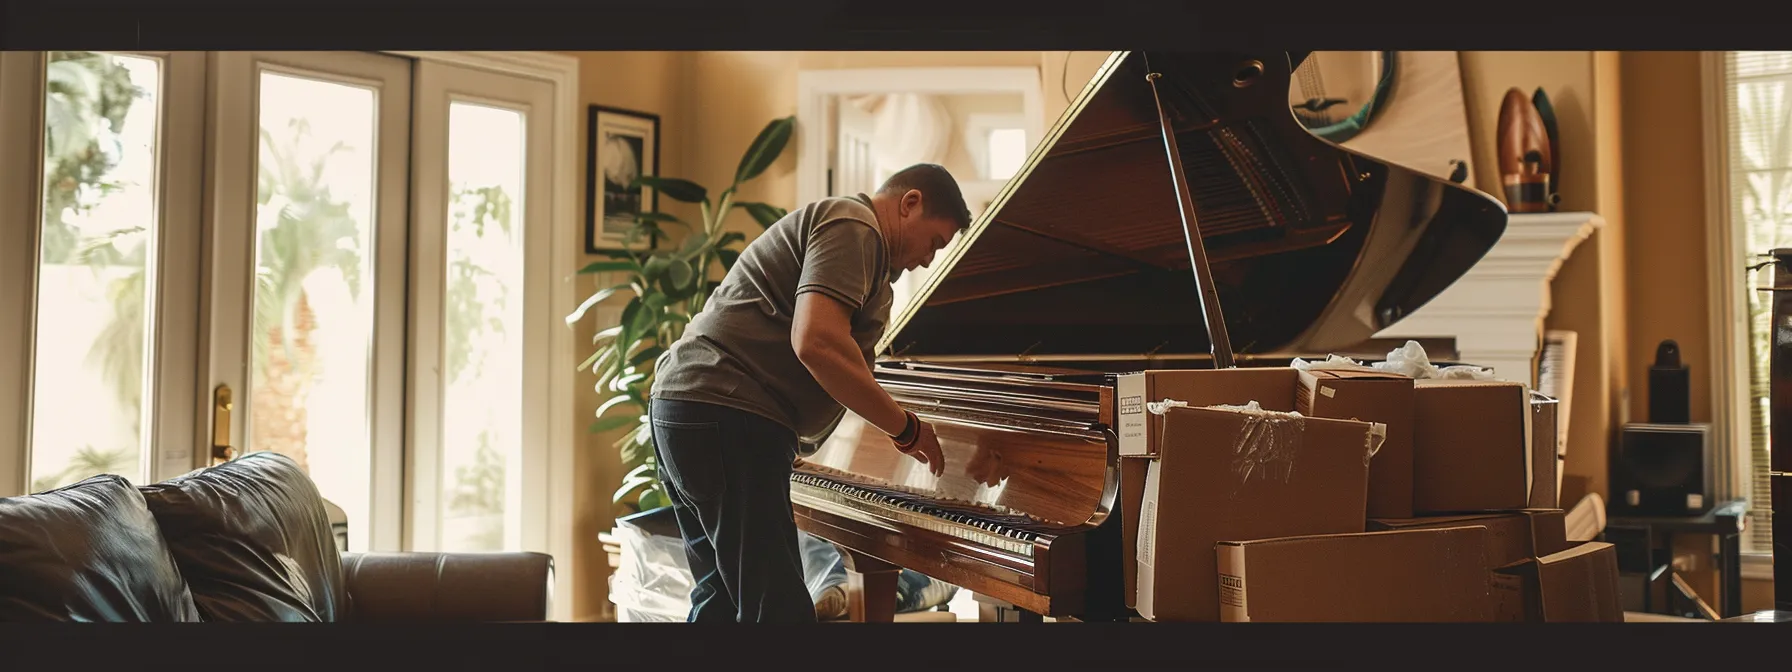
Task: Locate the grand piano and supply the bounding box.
[788,50,1509,622]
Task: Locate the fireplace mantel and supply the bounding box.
[1375,211,1605,385]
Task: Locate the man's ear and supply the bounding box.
[902,189,924,219]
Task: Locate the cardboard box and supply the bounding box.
[1134,404,1379,622]
[1115,368,1296,457]
[1215,526,1494,622]
[1411,379,1541,513]
[1530,393,1561,509]
[1492,541,1623,622]
[1297,368,1415,518]
[1368,509,1570,569]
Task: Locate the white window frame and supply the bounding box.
[961,111,1030,182]
[1700,50,1775,580]
[0,51,207,494]
[387,51,579,620]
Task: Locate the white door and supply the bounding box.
[202,51,414,554]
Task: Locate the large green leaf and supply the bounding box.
[633,176,707,204]
[664,258,694,291]
[617,297,643,340]
[592,324,623,346]
[637,487,670,512]
[628,345,666,368]
[716,232,746,248]
[577,349,602,373]
[734,116,796,185]
[736,202,788,230]
[640,256,671,285]
[589,414,638,434]
[613,476,653,505]
[577,260,638,275]
[636,212,689,230]
[717,248,741,272]
[565,283,633,326]
[623,462,657,482]
[610,372,648,393]
[594,393,641,420]
[589,347,618,377]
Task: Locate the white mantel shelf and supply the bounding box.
[1375,211,1605,385]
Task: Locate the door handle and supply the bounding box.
[211,384,238,465]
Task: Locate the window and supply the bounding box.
[0,51,576,616]
[962,112,1029,183]
[986,127,1027,181]
[28,52,164,493]
[1715,51,1786,560]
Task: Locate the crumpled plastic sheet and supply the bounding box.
[609,517,955,621]
[1368,340,1496,380]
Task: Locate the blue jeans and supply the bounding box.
[649,398,816,623]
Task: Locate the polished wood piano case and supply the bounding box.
[789,50,1508,622]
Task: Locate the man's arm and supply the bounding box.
[792,293,943,477]
[790,292,905,436]
[790,218,945,475]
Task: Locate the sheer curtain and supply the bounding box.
[855,93,954,320]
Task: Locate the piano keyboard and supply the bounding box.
[790,472,1042,558]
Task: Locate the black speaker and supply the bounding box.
[1648,340,1691,424]
[1608,423,1711,517]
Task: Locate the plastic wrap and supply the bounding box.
[1289,353,1378,372]
[608,522,695,622]
[609,519,954,621]
[1371,340,1495,380]
[1148,400,1386,478]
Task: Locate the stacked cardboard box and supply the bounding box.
[1120,364,1622,622]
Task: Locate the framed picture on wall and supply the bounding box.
[586,105,661,253]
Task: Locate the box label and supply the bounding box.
[1117,373,1148,455]
[1218,574,1246,607]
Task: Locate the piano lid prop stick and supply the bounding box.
[1144,56,1236,370]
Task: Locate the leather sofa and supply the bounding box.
[0,451,552,622]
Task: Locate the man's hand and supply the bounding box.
[902,420,945,478]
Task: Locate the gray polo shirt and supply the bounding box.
[651,194,894,445]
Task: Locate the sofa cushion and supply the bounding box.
[0,475,203,622]
[139,451,348,622]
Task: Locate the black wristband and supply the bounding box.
[891,411,919,449]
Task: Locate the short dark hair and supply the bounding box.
[876,163,972,230]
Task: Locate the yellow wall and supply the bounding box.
[1461,49,1771,611]
[1458,51,1630,508]
[564,50,691,622]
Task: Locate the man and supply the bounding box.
[648,163,973,623]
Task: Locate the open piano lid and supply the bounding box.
[878,51,1507,364]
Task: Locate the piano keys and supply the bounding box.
[790,50,1507,622]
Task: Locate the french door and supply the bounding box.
[1,51,562,564]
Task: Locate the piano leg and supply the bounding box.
[833,543,899,623]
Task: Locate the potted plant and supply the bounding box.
[567,115,796,523]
